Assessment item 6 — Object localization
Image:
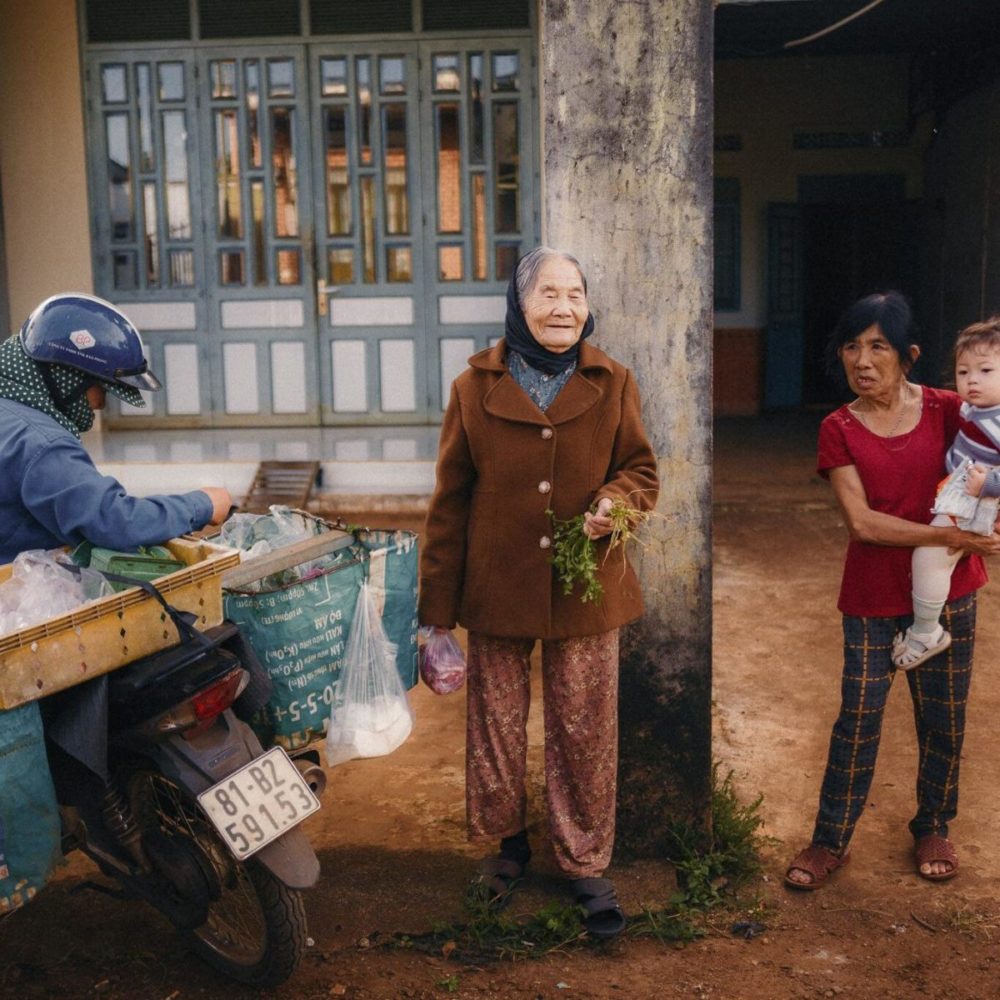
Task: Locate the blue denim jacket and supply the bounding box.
[0,398,213,563]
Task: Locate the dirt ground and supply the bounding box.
[4,413,1000,999]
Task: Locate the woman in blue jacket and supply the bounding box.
[0,293,230,563]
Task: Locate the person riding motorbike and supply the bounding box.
[0,292,230,563]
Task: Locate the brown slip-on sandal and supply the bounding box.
[784,844,850,890]
[914,834,958,882]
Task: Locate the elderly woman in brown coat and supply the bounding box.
[419,246,659,939]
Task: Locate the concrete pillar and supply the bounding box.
[540,0,714,852]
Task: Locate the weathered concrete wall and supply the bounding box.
[540,0,714,853]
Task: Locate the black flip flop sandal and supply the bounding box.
[572,877,626,940]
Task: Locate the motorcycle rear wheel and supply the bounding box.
[128,768,308,987]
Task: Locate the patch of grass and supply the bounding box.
[933,899,1000,941]
[665,764,773,912]
[392,765,771,960]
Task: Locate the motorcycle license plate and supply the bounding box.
[197,747,320,860]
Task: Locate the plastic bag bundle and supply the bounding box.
[325,581,413,766]
[418,627,467,695]
[0,550,113,635]
[932,461,1000,535]
[220,506,350,591]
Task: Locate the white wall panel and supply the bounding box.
[332,339,368,412]
[223,342,259,414]
[438,295,505,324]
[163,343,201,414]
[330,297,414,326]
[221,299,304,329]
[270,341,307,413]
[439,337,475,406]
[379,339,416,412]
[117,301,197,330]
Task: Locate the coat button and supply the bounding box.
[541,427,553,439]
[537,481,551,494]
[539,536,551,549]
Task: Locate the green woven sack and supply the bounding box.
[224,527,418,750]
[0,702,62,912]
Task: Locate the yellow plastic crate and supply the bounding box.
[0,537,240,709]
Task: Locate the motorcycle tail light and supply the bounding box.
[138,668,248,740]
[182,668,249,738]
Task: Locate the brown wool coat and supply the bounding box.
[418,339,660,639]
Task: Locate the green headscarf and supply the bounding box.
[0,334,97,437]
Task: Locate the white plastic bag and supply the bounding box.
[325,581,413,766]
[418,626,467,695]
[932,461,1000,535]
[0,550,113,635]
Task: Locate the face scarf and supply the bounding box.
[503,258,595,375]
[0,334,96,437]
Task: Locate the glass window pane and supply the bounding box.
[329,248,354,284]
[245,61,261,169]
[163,111,191,240]
[251,181,266,285]
[158,62,184,101]
[496,242,520,280]
[493,102,520,233]
[271,108,298,238]
[220,250,245,285]
[276,249,301,285]
[361,176,376,283]
[357,58,372,166]
[113,251,137,289]
[102,65,127,103]
[492,53,519,92]
[387,246,412,283]
[321,57,348,96]
[383,104,409,236]
[438,245,462,281]
[215,109,242,238]
[143,182,159,285]
[468,53,484,165]
[434,54,459,92]
[436,103,461,234]
[169,249,194,286]
[211,60,237,99]
[106,113,133,241]
[379,56,405,94]
[325,106,351,236]
[137,65,155,172]
[471,174,487,280]
[268,59,294,98]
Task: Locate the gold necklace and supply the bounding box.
[853,384,914,438]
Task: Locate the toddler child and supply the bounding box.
[893,317,1000,669]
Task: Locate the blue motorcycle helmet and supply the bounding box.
[19,293,161,408]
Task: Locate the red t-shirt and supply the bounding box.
[817,385,988,616]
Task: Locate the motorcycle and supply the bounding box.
[43,611,326,988]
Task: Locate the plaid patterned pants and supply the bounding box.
[465,629,619,878]
[812,593,977,852]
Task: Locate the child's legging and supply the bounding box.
[910,513,964,620]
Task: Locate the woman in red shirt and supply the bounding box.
[785,292,1000,888]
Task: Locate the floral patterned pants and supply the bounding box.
[465,629,619,878]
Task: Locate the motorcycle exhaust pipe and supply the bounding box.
[293,759,327,798]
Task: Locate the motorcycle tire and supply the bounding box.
[127,768,308,988]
